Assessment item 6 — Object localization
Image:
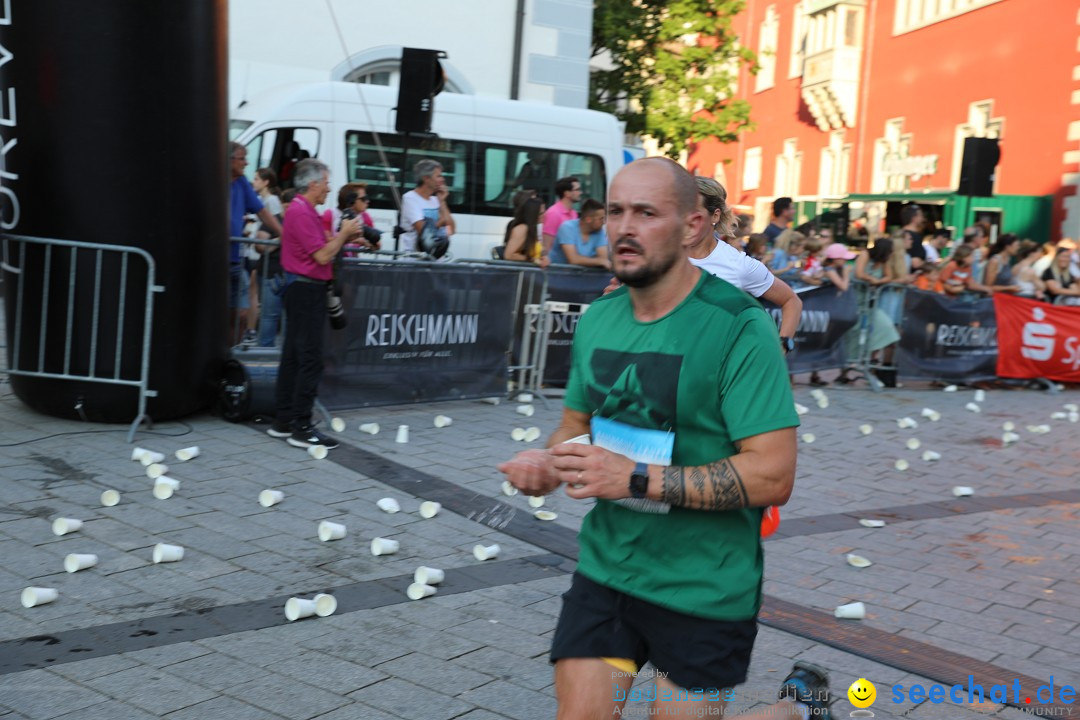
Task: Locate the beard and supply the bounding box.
[612,236,681,289]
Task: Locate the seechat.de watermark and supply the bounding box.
[892,677,1076,711]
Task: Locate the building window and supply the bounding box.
[818,130,852,197]
[951,100,1004,189]
[755,5,779,93]
[743,147,763,190]
[872,118,927,193]
[774,139,802,197]
[789,0,809,79]
[893,0,1003,35]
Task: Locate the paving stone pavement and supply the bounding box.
[0,373,1078,719]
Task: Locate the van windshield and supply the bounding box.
[229,120,253,141]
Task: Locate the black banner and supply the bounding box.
[897,288,998,380]
[762,285,858,373]
[537,267,610,384]
[320,263,518,408]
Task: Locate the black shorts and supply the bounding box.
[550,573,757,693]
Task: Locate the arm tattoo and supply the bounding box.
[661,459,748,510]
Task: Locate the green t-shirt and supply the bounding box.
[565,271,799,621]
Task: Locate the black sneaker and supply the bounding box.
[287,426,339,450]
[779,661,832,720]
[241,330,257,347]
[266,422,292,439]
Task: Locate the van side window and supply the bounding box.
[346,131,468,213]
[243,127,321,186]
[477,144,605,216]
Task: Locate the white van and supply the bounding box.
[229,82,624,260]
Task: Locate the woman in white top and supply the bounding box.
[690,178,803,342]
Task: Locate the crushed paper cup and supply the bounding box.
[21,587,58,608]
[527,495,545,508]
[174,446,200,462]
[510,428,527,441]
[259,489,284,507]
[974,389,986,403]
[359,423,380,435]
[858,519,886,528]
[845,554,872,568]
[284,597,317,622]
[952,486,974,497]
[52,518,83,536]
[376,497,401,514]
[414,566,445,585]
[434,415,452,428]
[139,451,166,467]
[515,405,535,417]
[965,402,981,413]
[943,385,958,392]
[313,593,337,617]
[407,583,437,600]
[897,417,917,429]
[146,463,169,479]
[1002,421,1016,432]
[64,553,98,573]
[534,510,558,521]
[834,601,866,619]
[801,433,816,444]
[395,425,409,444]
[906,438,921,450]
[100,490,121,507]
[308,445,328,460]
[370,537,400,556]
[152,543,184,563]
[318,521,347,542]
[922,450,941,462]
[794,403,809,416]
[859,424,873,435]
[501,480,518,497]
[523,427,542,443]
[473,543,500,561]
[152,477,180,500]
[894,459,909,471]
[419,501,441,519]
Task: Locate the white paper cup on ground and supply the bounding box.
[153,477,180,500]
[152,543,184,563]
[511,428,527,441]
[308,445,328,460]
[1002,421,1015,431]
[1002,431,1020,445]
[859,424,873,436]
[419,501,441,519]
[139,451,166,467]
[517,393,534,403]
[370,537,400,556]
[474,543,500,561]
[146,463,169,479]
[21,587,59,608]
[259,489,284,507]
[943,385,958,392]
[515,405,534,417]
[794,403,809,416]
[52,518,83,536]
[834,601,866,619]
[965,402,981,413]
[858,519,886,528]
[1070,412,1079,423]
[359,423,380,435]
[534,510,558,521]
[414,566,445,585]
[952,486,974,497]
[377,497,401,514]
[1065,403,1079,412]
[894,459,909,471]
[897,417,917,429]
[174,446,200,462]
[407,583,437,600]
[395,425,409,443]
[100,490,121,507]
[284,597,317,621]
[523,427,542,443]
[434,415,453,428]
[480,397,501,405]
[801,433,816,444]
[314,593,338,617]
[64,553,98,573]
[527,495,545,508]
[131,446,150,462]
[501,480,518,496]
[1051,411,1067,420]
[318,521,347,542]
[846,554,872,568]
[906,438,921,450]
[330,417,346,433]
[974,389,986,403]
[922,450,941,461]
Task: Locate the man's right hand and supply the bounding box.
[497,449,561,497]
[339,217,361,239]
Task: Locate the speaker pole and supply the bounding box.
[395,133,411,253]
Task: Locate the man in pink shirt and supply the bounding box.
[267,158,359,450]
[541,176,582,256]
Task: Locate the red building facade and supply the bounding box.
[688,0,1080,242]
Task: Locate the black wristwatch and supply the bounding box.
[629,462,649,499]
[780,336,795,353]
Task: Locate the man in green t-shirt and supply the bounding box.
[499,157,832,719]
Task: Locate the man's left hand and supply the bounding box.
[549,443,635,500]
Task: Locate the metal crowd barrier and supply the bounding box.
[1,234,162,441]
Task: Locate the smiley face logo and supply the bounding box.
[848,678,876,709]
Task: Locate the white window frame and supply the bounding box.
[755,5,779,93]
[893,0,1004,35]
[788,0,809,79]
[951,99,1005,190]
[743,147,763,191]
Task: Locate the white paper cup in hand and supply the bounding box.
[359,423,380,435]
[331,417,346,433]
[434,415,453,428]
[318,521,347,542]
[473,543,500,561]
[146,463,169,479]
[152,543,184,563]
[174,446,200,462]
[407,583,437,600]
[153,477,180,500]
[414,566,445,585]
[376,497,401,514]
[314,593,338,617]
[100,489,121,507]
[139,451,166,467]
[395,425,409,443]
[64,553,98,573]
[21,586,59,608]
[370,537,400,556]
[308,445,328,460]
[52,518,83,536]
[515,405,535,417]
[834,601,866,619]
[284,597,317,622]
[259,489,284,507]
[419,501,441,519]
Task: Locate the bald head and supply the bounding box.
[615,157,698,215]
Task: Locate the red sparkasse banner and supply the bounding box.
[994,294,1080,382]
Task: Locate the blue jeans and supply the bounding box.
[258,274,284,346]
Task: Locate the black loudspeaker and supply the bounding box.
[957,137,1000,197]
[395,48,447,135]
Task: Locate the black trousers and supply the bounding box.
[274,280,326,429]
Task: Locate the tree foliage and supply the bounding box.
[591,0,758,158]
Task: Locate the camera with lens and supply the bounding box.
[326,287,347,330]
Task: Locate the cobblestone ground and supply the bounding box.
[0,370,1077,719]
